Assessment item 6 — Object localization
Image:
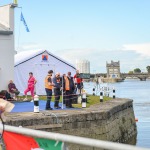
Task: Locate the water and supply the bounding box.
[84,79,150,148]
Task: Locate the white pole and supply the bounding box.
[100,88,103,102]
[34,95,39,113]
[61,75,64,109]
[0,124,148,150]
[82,92,86,108]
[113,87,116,99]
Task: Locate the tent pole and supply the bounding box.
[61,75,64,109]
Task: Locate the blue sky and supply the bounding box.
[1,0,150,73]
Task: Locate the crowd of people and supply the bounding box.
[23,70,83,110]
[0,70,83,110]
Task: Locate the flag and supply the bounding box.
[20,12,30,32]
[3,131,63,150]
[14,0,18,4]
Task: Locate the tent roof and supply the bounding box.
[15,49,76,69]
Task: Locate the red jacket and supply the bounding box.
[74,74,82,84]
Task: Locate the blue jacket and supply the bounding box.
[53,77,62,89]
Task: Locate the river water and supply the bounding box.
[84,79,150,148]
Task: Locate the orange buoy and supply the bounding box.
[135,118,138,122]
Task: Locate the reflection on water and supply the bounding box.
[84,79,150,148]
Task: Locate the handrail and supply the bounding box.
[0,124,149,150]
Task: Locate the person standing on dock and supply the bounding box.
[74,70,83,94]
[23,72,37,102]
[44,70,54,110]
[64,72,75,108]
[53,73,62,109]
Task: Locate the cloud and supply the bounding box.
[56,48,96,62]
[16,43,43,51]
[15,43,150,73]
[122,43,150,58]
[54,48,102,65]
[56,48,150,73]
[53,48,106,72]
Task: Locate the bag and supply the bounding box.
[14,90,20,95]
[5,91,12,100]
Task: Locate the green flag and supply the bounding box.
[3,131,63,150]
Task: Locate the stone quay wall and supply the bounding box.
[6,98,137,150]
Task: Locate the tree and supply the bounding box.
[134,68,141,73]
[146,66,150,73]
[128,71,133,74]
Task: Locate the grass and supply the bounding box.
[73,95,112,108]
[18,94,112,108]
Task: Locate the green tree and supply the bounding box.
[128,71,133,74]
[134,68,141,73]
[146,66,150,73]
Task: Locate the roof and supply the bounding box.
[107,60,120,67]
[0,23,13,35]
[14,49,76,69]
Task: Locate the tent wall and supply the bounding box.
[14,52,76,95]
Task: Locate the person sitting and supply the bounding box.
[0,90,6,99]
[0,90,13,101]
[8,80,20,100]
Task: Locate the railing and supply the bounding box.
[0,124,149,150]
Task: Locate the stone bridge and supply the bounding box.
[90,73,150,81]
[121,73,150,81]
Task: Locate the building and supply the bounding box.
[0,4,16,90]
[106,60,120,78]
[76,60,90,73]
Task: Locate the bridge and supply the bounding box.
[90,73,150,81]
[121,73,150,81]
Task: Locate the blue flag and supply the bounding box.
[20,12,30,32]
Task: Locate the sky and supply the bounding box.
[1,0,150,73]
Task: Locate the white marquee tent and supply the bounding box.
[14,49,76,95]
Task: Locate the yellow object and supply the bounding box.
[14,0,18,4]
[82,89,86,93]
[0,144,2,150]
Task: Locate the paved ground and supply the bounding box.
[11,100,78,113]
[6,98,133,126]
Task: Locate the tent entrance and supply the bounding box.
[34,63,55,95]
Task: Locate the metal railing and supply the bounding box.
[0,124,149,150]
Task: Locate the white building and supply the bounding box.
[0,4,16,90]
[76,60,90,73]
